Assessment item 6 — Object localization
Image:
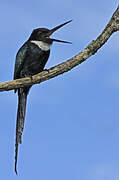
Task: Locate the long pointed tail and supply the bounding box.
[15,87,29,175]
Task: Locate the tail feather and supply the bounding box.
[15,87,29,175]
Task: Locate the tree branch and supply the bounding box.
[0,5,119,92]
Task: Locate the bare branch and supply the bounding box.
[0,5,119,92]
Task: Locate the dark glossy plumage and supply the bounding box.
[14,40,50,174]
[14,41,50,80]
[13,20,72,175]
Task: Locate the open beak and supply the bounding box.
[47,20,72,44]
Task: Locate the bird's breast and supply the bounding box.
[21,44,50,76]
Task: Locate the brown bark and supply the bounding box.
[0,5,119,92]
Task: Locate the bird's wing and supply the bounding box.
[13,43,28,80]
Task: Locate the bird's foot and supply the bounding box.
[25,74,33,80]
[28,74,33,80]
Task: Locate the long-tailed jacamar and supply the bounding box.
[13,20,72,174]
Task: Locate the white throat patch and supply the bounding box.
[31,40,51,51]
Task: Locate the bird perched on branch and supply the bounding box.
[13,20,72,174]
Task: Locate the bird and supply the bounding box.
[13,20,72,174]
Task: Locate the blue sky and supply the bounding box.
[0,0,119,179]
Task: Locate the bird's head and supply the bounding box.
[29,20,72,44]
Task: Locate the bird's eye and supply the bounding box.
[38,31,42,35]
